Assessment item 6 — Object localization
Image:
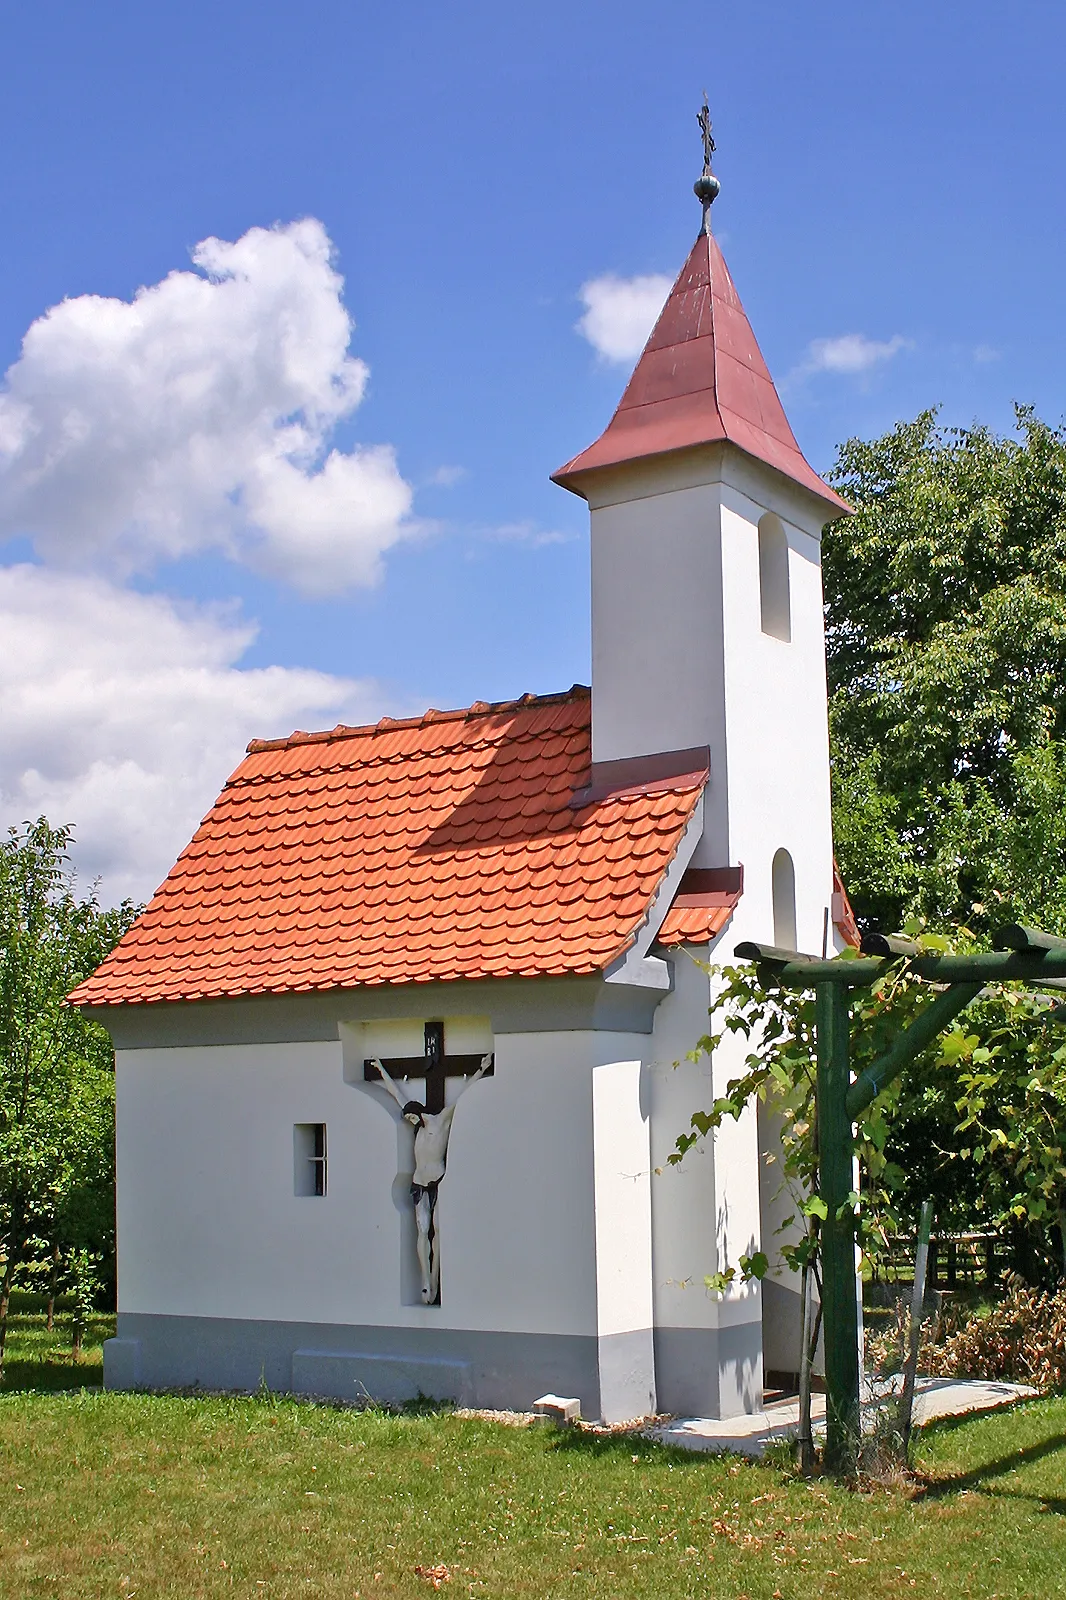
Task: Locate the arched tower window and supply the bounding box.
[772,848,797,951]
[758,514,791,642]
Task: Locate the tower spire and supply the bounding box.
[553,105,849,515]
[694,95,720,234]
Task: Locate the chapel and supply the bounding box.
[72,126,855,1422]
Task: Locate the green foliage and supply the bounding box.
[674,932,1066,1287]
[67,1249,98,1360]
[949,990,1066,1278]
[874,960,1066,1261]
[824,407,1066,935]
[0,818,138,1368]
[803,407,1066,1266]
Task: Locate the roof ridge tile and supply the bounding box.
[245,683,592,755]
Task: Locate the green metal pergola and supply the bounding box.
[733,922,1066,1469]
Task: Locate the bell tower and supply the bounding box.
[552,107,849,959]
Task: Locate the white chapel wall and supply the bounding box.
[114,1025,655,1362]
[716,483,836,1373]
[587,456,837,909]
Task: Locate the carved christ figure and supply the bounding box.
[370,1053,493,1304]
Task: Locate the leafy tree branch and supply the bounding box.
[0,818,138,1370]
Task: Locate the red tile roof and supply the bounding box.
[71,688,708,1008]
[656,901,738,947]
[553,230,849,517]
[655,866,743,947]
[832,860,861,949]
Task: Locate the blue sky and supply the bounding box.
[1,0,1064,900]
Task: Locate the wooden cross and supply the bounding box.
[363,1020,493,1114]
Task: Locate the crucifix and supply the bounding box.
[363,1021,492,1113]
[364,1022,494,1304]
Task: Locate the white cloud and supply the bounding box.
[0,219,414,596]
[484,520,572,549]
[802,333,912,376]
[0,564,392,904]
[427,464,467,488]
[576,273,672,363]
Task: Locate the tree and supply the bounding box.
[0,819,137,1371]
[68,1249,97,1362]
[818,407,1066,1267]
[824,407,1066,936]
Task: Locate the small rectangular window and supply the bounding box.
[294,1123,327,1196]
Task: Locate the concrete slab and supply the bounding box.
[652,1376,1040,1458]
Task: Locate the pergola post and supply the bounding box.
[733,924,1066,1472]
[815,981,860,1468]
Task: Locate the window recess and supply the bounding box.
[294,1123,327,1196]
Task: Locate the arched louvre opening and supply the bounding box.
[758,514,791,642]
[772,848,797,951]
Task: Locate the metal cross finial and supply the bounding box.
[697,95,715,172]
[693,94,721,233]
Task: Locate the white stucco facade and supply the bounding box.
[106,986,761,1419]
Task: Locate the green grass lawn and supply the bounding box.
[1,1304,1064,1598]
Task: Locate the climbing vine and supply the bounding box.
[673,926,1066,1289]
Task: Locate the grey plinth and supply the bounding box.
[103,1337,143,1389]
[291,1348,473,1407]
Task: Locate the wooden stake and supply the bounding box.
[899,1199,934,1450]
[797,1257,816,1474]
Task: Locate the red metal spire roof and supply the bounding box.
[553,229,849,515]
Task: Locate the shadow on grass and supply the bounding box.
[917,1424,1066,1514]
[0,1303,113,1394]
[544,1426,753,1470]
[0,1355,102,1393]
